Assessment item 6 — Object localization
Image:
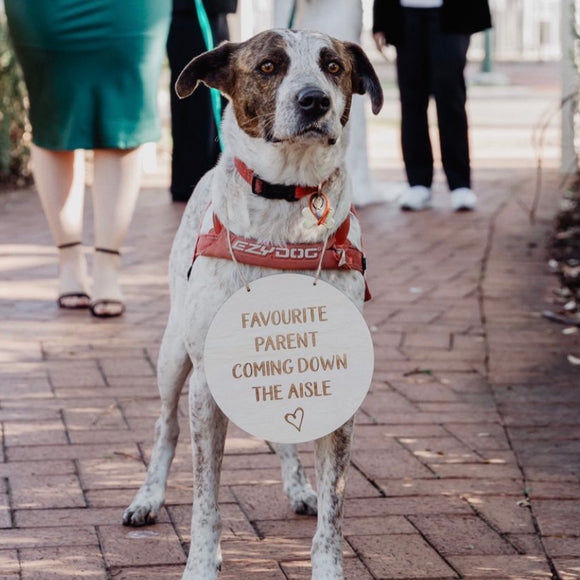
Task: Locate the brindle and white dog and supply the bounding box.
[123,29,383,580]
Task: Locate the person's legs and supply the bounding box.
[430,19,471,192]
[396,8,433,190]
[167,8,223,202]
[90,147,143,316]
[30,144,90,307]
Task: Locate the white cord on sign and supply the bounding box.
[224,203,251,292]
[313,232,331,286]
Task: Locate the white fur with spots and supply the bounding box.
[122,29,382,580]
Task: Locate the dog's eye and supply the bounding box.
[327,61,342,75]
[259,61,276,75]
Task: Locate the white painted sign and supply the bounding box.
[204,273,374,443]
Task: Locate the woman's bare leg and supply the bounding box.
[31,145,89,307]
[90,147,143,316]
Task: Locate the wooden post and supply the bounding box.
[562,0,578,173]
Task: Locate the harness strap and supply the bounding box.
[211,212,350,243]
[193,214,371,301]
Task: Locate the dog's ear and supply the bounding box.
[175,41,238,99]
[345,43,384,115]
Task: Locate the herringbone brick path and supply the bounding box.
[0,61,578,579]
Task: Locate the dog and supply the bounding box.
[274,0,384,206]
[122,29,383,580]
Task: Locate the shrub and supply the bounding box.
[0,11,32,187]
[548,184,580,304]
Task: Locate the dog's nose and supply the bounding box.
[297,88,331,117]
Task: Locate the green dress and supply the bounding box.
[5,0,171,150]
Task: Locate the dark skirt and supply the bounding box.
[5,0,171,150]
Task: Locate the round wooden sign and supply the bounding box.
[203,273,374,443]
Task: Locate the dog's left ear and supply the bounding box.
[175,41,238,99]
[345,43,384,115]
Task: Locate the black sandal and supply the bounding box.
[58,292,91,309]
[94,247,121,256]
[57,242,91,309]
[90,248,125,318]
[89,299,125,318]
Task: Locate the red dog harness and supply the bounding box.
[192,213,371,301]
[189,158,371,300]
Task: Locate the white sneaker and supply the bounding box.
[451,187,477,211]
[399,186,432,211]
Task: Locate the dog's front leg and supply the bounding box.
[311,418,354,580]
[123,325,192,526]
[274,443,318,515]
[182,367,228,580]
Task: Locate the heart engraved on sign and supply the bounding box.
[284,407,305,432]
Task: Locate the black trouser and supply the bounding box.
[396,8,471,191]
[167,7,229,201]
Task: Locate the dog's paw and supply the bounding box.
[122,502,160,527]
[291,488,318,516]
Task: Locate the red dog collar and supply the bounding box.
[234,158,323,201]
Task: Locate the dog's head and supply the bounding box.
[175,29,383,146]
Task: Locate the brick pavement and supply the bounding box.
[0,61,578,579]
